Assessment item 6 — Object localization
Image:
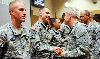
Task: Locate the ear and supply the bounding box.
[39,10,42,16]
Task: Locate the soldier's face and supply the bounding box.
[10,2,26,22]
[42,8,50,24]
[80,12,89,23]
[64,12,71,23]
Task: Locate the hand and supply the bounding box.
[59,50,64,57]
[53,47,64,56]
[53,47,61,54]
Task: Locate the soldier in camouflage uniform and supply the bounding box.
[80,10,100,59]
[94,27,100,59]
[0,0,30,59]
[49,18,62,47]
[60,7,91,59]
[30,8,62,59]
[48,18,64,58]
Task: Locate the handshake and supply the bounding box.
[53,47,64,57]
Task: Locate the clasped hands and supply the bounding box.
[53,47,64,57]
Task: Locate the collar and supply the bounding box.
[64,21,78,30]
[72,21,79,28]
[8,23,27,37]
[52,28,60,34]
[38,21,47,29]
[88,20,95,26]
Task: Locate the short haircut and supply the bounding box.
[64,7,79,18]
[9,0,24,11]
[39,7,49,13]
[39,7,47,15]
[39,7,44,11]
[83,10,90,16]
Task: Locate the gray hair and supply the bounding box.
[82,10,94,18]
[83,10,90,16]
[64,7,79,18]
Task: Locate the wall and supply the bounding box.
[92,10,100,14]
[53,0,67,18]
[53,0,100,18]
[0,0,10,26]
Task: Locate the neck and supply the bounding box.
[66,19,76,28]
[11,17,22,29]
[53,27,58,31]
[86,18,93,25]
[39,17,43,23]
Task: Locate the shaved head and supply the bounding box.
[39,7,51,15]
[9,0,25,11]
